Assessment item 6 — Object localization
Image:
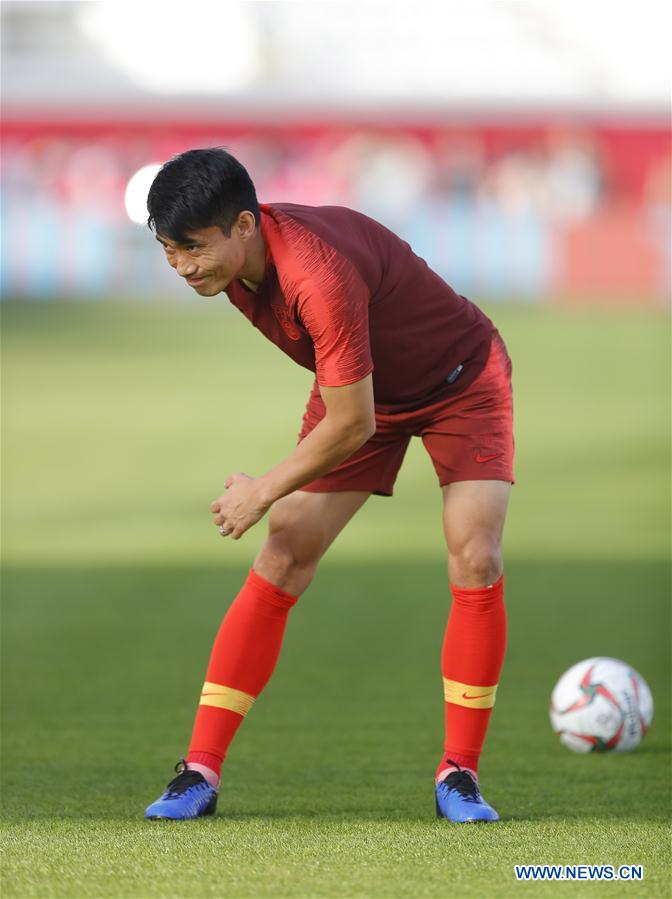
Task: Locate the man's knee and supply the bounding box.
[448,536,503,587]
[253,531,319,596]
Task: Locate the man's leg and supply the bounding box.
[184,490,370,785]
[437,479,510,784]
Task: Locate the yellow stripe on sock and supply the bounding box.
[199,682,256,716]
[443,678,498,709]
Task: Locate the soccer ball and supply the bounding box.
[549,657,653,753]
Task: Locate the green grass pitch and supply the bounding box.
[1,300,670,897]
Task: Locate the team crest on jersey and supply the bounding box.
[271,304,302,340]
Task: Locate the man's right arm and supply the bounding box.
[210,375,375,540]
[255,374,376,506]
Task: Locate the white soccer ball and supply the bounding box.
[549,657,653,753]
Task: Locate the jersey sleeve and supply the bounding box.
[296,257,373,388]
[262,204,373,387]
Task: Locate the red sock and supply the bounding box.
[436,575,507,783]
[186,569,298,782]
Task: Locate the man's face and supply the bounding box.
[156,225,245,297]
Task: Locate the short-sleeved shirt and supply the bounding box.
[224,203,494,413]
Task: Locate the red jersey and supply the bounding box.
[225,203,494,412]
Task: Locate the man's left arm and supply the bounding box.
[211,374,375,539]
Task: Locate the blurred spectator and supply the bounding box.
[542,130,604,221]
[478,148,548,215]
[330,132,434,228]
[432,132,486,203]
[0,122,667,302]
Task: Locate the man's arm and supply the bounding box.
[259,374,376,503]
[211,375,375,539]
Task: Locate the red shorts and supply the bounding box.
[298,332,514,496]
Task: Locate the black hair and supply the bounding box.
[147,148,260,243]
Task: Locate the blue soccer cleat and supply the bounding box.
[145,760,218,821]
[435,763,499,823]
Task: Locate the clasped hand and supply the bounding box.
[211,473,270,540]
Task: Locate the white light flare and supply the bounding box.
[124,164,162,225]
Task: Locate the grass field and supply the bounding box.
[2,300,670,898]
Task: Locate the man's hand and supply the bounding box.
[210,473,270,541]
[210,378,375,541]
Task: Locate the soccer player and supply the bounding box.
[144,148,513,823]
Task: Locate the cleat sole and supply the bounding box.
[436,796,500,824]
[145,794,218,822]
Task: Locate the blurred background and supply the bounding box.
[2,0,670,304]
